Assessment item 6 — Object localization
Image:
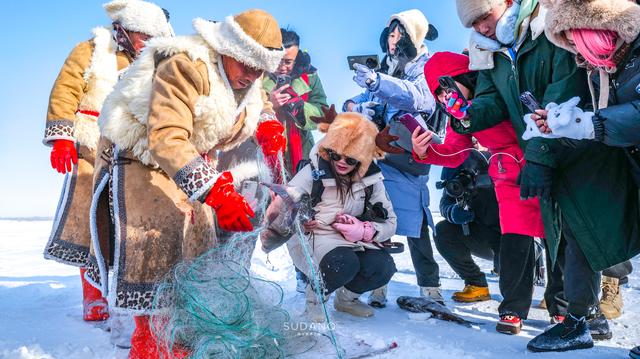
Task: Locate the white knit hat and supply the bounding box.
[456,0,505,28]
[103,0,174,37]
[387,9,430,50]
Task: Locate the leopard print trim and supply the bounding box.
[115,285,156,311]
[173,156,218,202]
[44,240,89,266]
[43,119,75,146]
[85,255,103,286]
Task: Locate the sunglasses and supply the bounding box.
[327,150,359,166]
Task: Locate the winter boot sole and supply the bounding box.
[591,332,613,341]
[452,294,491,303]
[527,341,594,353]
[368,301,386,309]
[496,322,522,335]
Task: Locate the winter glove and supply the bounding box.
[352,101,379,120]
[50,139,78,174]
[444,92,471,120]
[255,119,287,157]
[352,63,379,90]
[205,172,255,232]
[332,213,375,243]
[517,161,553,201]
[375,126,404,154]
[522,113,562,140]
[446,205,475,225]
[545,97,595,140]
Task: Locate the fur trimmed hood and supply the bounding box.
[103,0,173,37]
[317,112,384,178]
[542,0,640,51]
[387,9,430,51]
[192,10,284,73]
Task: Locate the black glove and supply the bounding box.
[446,204,475,225]
[517,161,553,200]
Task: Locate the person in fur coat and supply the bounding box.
[265,111,397,322]
[86,9,286,358]
[42,0,173,322]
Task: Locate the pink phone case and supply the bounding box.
[398,114,425,135]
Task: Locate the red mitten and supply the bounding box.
[50,139,78,174]
[445,92,472,120]
[205,172,255,232]
[256,119,286,157]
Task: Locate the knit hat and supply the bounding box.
[193,9,285,73]
[456,0,505,28]
[317,113,384,178]
[103,0,173,37]
[424,51,473,98]
[542,0,640,50]
[387,9,431,50]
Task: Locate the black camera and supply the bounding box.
[275,74,292,88]
[436,169,475,199]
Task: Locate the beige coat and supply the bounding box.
[286,147,397,279]
[86,34,276,313]
[43,27,130,267]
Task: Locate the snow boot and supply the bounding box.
[496,314,522,335]
[452,285,490,303]
[420,286,445,305]
[587,312,612,340]
[600,276,623,320]
[630,345,640,359]
[368,285,388,308]
[128,316,190,359]
[334,287,374,318]
[305,286,328,323]
[527,314,593,352]
[80,268,109,321]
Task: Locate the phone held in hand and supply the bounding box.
[398,113,443,144]
[438,76,469,108]
[347,55,380,71]
[519,91,542,113]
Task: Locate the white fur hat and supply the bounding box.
[103,0,173,37]
[387,9,430,50]
[456,0,505,28]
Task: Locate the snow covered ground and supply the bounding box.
[1,218,638,359]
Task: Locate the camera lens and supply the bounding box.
[366,58,379,69]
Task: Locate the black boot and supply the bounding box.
[630,346,640,359]
[527,314,594,352]
[587,312,612,340]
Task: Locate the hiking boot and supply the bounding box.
[587,312,612,340]
[305,286,328,323]
[452,285,491,303]
[334,287,374,318]
[527,314,593,352]
[600,276,623,320]
[420,286,445,305]
[496,314,522,335]
[630,345,640,359]
[368,285,388,308]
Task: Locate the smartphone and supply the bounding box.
[398,114,443,144]
[519,91,542,113]
[438,76,469,108]
[347,55,380,71]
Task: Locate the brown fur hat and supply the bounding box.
[317,112,384,178]
[542,0,640,51]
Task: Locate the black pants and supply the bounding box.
[544,236,569,317]
[498,234,536,319]
[562,221,601,317]
[319,247,397,295]
[407,213,440,287]
[603,260,633,285]
[434,220,501,287]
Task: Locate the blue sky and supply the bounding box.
[0,0,469,217]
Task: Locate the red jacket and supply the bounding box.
[418,52,545,238]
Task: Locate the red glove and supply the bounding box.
[50,139,78,174]
[255,119,286,157]
[445,92,471,120]
[205,172,255,232]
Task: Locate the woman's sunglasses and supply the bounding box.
[327,150,359,166]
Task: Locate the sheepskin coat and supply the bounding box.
[85,27,277,313]
[43,27,131,267]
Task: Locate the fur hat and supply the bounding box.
[103,0,173,37]
[456,0,505,28]
[193,9,284,73]
[317,113,384,178]
[542,0,640,50]
[387,9,432,50]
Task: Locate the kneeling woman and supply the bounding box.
[268,112,397,321]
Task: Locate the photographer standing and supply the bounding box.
[434,151,501,304]
[343,9,440,305]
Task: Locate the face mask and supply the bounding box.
[495,1,521,46]
[471,31,501,52]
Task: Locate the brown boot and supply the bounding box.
[600,276,622,319]
[452,285,491,303]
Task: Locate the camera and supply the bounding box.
[436,169,475,199]
[275,74,291,88]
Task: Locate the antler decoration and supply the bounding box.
[310,104,338,132]
[375,126,404,154]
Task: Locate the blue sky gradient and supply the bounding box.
[0,0,470,217]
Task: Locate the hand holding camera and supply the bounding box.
[270,84,292,110]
